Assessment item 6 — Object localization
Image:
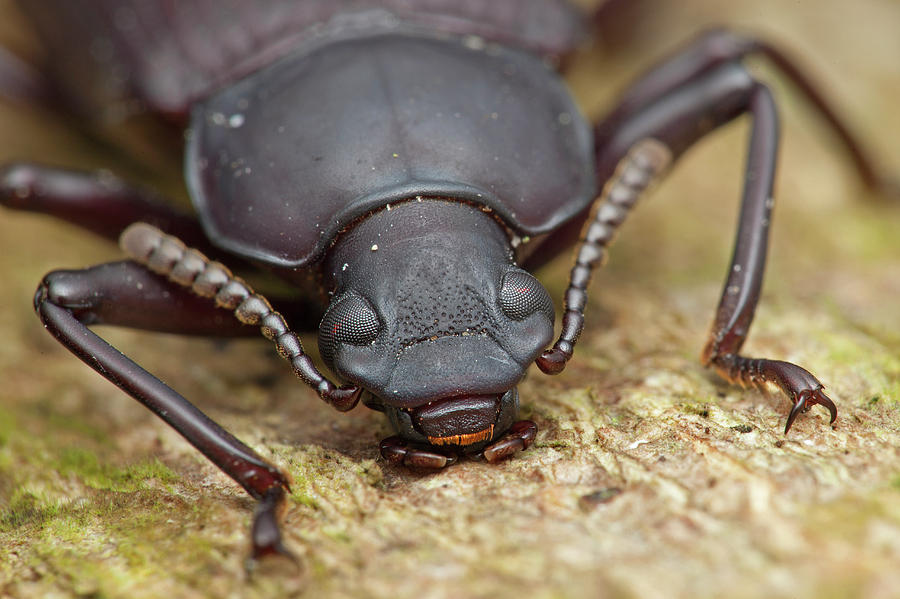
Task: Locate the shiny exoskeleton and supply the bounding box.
[1,1,893,559]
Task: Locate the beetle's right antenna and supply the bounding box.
[537,139,671,375]
[120,222,361,411]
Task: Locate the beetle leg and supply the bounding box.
[531,26,898,266]
[596,28,896,195]
[543,42,856,431]
[379,420,539,468]
[0,162,212,248]
[33,261,296,559]
[696,84,838,433]
[250,486,296,563]
[709,356,837,434]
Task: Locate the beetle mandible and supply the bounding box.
[1,1,894,559]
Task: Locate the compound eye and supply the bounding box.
[318,294,381,368]
[499,270,554,322]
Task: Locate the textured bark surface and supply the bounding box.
[1,1,899,597]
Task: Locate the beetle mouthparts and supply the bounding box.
[411,394,502,445]
[427,426,495,447]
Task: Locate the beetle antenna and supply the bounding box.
[119,222,361,411]
[537,139,671,375]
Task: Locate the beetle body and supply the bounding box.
[5,0,886,558]
[18,0,596,452]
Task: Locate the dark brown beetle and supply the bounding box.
[0,1,894,559]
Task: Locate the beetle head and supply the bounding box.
[320,199,554,448]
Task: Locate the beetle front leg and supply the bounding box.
[544,53,849,432]
[697,88,837,433]
[34,260,295,560]
[0,162,210,247]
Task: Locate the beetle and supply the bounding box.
[0,1,894,560]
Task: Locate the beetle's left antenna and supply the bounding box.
[120,222,362,411]
[537,139,671,375]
